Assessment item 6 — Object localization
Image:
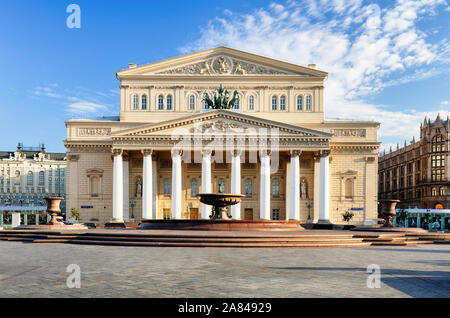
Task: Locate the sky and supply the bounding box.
[0,0,449,153]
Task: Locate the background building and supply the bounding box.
[65,47,380,225]
[0,143,66,224]
[378,115,450,209]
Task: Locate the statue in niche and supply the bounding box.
[135,177,142,198]
[301,179,308,199]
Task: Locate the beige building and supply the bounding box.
[65,47,380,225]
[379,115,449,209]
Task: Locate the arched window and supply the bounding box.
[38,171,45,186]
[27,171,33,186]
[166,95,173,110]
[158,95,164,110]
[163,179,171,195]
[191,179,198,196]
[431,187,437,197]
[272,179,280,196]
[203,98,208,109]
[272,96,278,110]
[432,135,444,153]
[345,178,354,198]
[248,95,254,110]
[439,187,446,197]
[133,94,139,110]
[297,95,303,110]
[245,178,253,195]
[189,95,195,110]
[218,178,225,193]
[306,95,312,110]
[280,96,286,110]
[234,97,240,109]
[141,95,147,110]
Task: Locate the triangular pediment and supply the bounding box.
[117,47,327,78]
[113,110,332,139]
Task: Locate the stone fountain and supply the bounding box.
[140,192,304,231]
[196,193,245,220]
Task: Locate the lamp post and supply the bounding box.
[305,198,312,224]
[130,200,135,221]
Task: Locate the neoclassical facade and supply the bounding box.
[65,47,380,225]
[379,115,449,209]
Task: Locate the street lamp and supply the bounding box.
[130,200,135,220]
[305,198,312,224]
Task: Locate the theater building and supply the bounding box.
[378,115,449,209]
[65,47,380,225]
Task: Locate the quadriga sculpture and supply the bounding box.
[203,84,239,109]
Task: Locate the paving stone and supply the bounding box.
[0,242,449,297]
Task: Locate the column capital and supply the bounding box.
[290,150,302,158]
[141,149,153,157]
[313,154,321,163]
[112,148,123,157]
[202,148,213,157]
[231,149,243,157]
[365,156,376,163]
[320,150,331,158]
[123,153,130,162]
[259,149,272,158]
[171,148,183,158]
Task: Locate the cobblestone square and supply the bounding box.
[1,242,449,298]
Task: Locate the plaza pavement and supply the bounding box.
[0,241,449,298]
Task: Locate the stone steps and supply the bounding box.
[0,230,443,248]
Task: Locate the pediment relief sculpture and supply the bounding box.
[189,120,246,134]
[157,55,291,75]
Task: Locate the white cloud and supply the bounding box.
[31,84,118,117]
[180,0,450,145]
[66,101,108,115]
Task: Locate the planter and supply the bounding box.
[380,200,400,228]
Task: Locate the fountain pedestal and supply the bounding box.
[140,193,305,231]
[352,199,427,233]
[14,197,88,230]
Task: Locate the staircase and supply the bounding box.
[0,230,446,248]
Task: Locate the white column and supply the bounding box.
[201,149,212,219]
[112,149,124,222]
[285,160,291,220]
[319,150,331,223]
[313,155,320,223]
[290,150,301,220]
[172,149,182,219]
[231,150,242,219]
[259,150,271,220]
[152,160,158,219]
[142,149,153,220]
[123,157,129,221]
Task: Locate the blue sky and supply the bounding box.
[0,0,449,153]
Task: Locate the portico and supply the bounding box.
[107,110,332,222]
